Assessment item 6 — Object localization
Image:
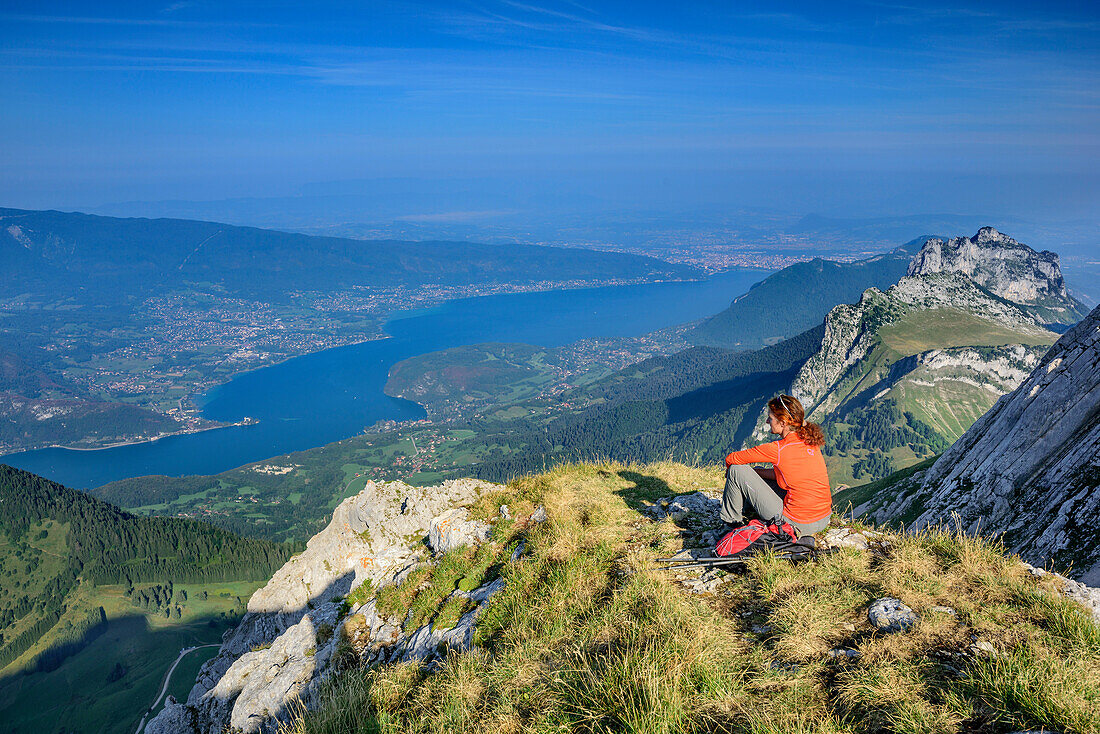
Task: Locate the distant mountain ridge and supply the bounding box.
[1,207,697,306]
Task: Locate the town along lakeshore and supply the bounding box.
[4,269,768,488]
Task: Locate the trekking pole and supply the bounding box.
[654,556,727,563]
[656,547,835,571]
[657,561,744,571]
[656,549,807,565]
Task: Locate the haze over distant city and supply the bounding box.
[2,0,1098,234]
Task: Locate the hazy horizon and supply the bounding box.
[2,1,1098,230]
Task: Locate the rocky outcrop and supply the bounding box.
[864,303,1100,584]
[878,344,1046,441]
[868,598,918,633]
[907,227,1086,324]
[746,269,1054,446]
[146,476,501,734]
[790,272,1048,422]
[428,507,491,555]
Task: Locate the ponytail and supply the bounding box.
[768,394,826,447]
[797,422,825,447]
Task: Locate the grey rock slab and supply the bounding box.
[683,576,723,594]
[868,597,919,633]
[828,648,862,659]
[647,492,721,524]
[868,304,1100,587]
[972,639,997,656]
[427,507,490,555]
[823,527,882,550]
[468,576,506,603]
[701,528,725,547]
[144,698,197,734]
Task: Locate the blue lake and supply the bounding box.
[3,269,768,488]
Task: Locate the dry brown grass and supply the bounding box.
[834,661,965,734]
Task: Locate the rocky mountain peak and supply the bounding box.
[780,271,1050,422]
[973,225,1005,244]
[906,228,1084,324]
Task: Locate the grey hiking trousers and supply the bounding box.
[720,464,830,538]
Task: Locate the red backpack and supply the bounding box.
[715,518,800,558]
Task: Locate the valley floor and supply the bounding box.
[0,580,259,734]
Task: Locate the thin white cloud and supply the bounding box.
[161,1,197,14]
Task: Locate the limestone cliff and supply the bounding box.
[749,270,1055,449]
[907,227,1086,325]
[146,477,515,734]
[861,303,1100,583]
[788,272,1051,422]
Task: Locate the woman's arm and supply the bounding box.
[726,441,780,466]
[754,466,776,481]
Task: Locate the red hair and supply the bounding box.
[768,394,825,447]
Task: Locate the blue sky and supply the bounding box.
[1,1,1098,219]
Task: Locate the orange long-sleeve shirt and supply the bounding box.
[726,433,832,525]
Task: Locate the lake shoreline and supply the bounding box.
[1,418,260,457]
[2,268,770,489]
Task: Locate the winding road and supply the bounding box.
[134,644,220,734]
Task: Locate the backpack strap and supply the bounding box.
[766,516,800,544]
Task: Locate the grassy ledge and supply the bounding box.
[283,461,1100,734]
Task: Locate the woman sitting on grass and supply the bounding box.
[720,394,832,539]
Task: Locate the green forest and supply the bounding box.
[445,324,826,481]
[0,465,296,673]
[822,399,950,480]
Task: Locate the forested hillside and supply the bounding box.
[0,465,295,673]
[447,326,827,480]
[687,245,921,349]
